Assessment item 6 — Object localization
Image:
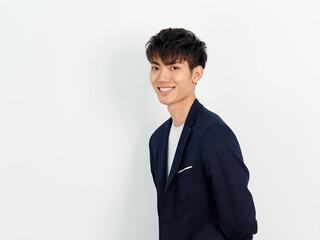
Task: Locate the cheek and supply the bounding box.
[149,73,157,84]
[178,75,194,89]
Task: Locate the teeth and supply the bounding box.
[159,87,174,92]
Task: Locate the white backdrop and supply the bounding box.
[1,0,319,239]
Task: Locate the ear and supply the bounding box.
[192,66,204,84]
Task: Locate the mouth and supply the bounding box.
[157,87,175,96]
[158,87,175,92]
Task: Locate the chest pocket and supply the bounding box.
[176,166,205,200]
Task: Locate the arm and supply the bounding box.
[200,123,258,240]
[149,136,156,185]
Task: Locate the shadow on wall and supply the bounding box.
[106,45,158,239]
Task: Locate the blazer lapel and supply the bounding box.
[162,98,203,197]
[157,118,172,200]
[165,126,191,190]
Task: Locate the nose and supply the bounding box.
[158,68,171,82]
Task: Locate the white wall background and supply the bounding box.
[1,0,319,239]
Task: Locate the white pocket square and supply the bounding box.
[178,166,193,173]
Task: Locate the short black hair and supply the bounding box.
[145,28,207,71]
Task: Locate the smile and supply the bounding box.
[158,87,175,92]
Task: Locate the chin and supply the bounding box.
[158,99,170,105]
[157,96,172,106]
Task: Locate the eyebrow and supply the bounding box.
[150,61,160,65]
[150,60,183,65]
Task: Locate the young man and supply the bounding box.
[146,28,257,240]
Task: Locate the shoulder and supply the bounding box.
[149,118,171,147]
[196,104,231,133]
[197,106,243,164]
[197,105,226,126]
[197,105,239,146]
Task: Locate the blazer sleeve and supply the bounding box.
[200,123,258,240]
[149,135,156,185]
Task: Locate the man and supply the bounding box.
[146,28,257,240]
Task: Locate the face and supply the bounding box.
[149,58,201,108]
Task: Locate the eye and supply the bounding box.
[151,66,159,70]
[171,66,179,70]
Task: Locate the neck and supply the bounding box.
[167,96,195,127]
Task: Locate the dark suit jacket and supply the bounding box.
[149,99,257,240]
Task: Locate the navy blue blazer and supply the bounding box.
[149,99,257,240]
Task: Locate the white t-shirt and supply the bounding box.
[167,122,184,178]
